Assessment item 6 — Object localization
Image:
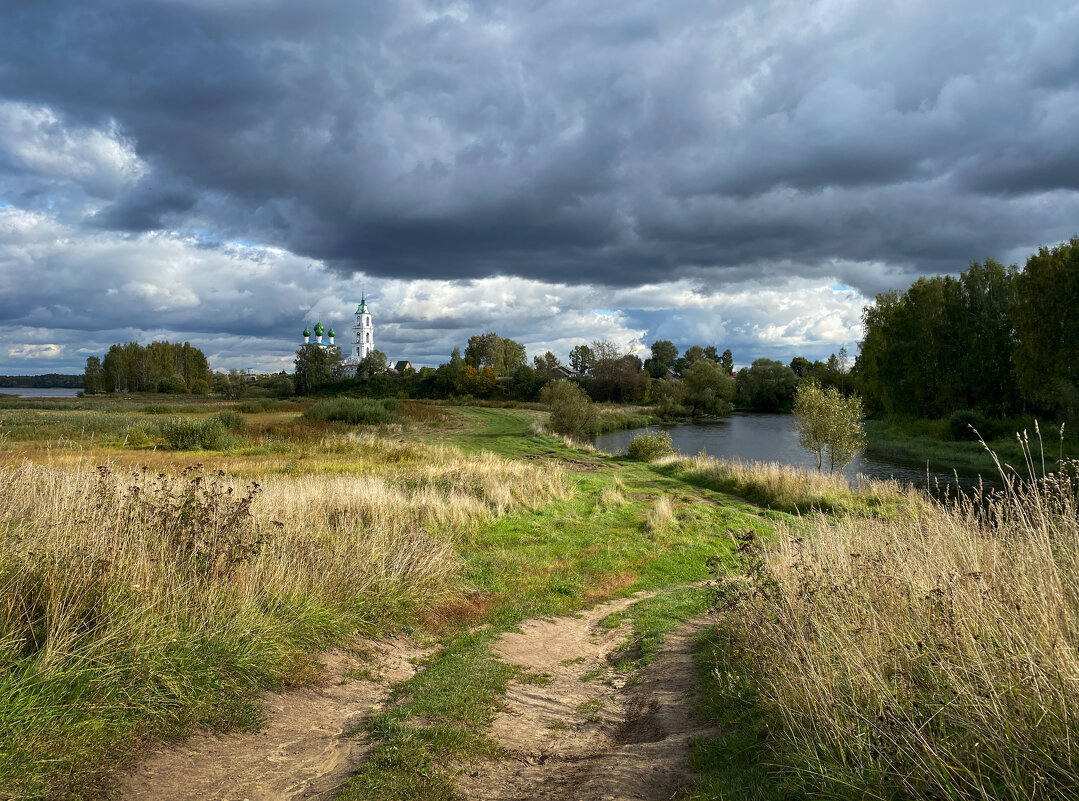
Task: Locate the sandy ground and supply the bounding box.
[456,597,712,801]
[113,638,429,801]
[113,596,712,801]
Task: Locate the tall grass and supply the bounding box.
[657,453,917,516]
[710,459,1079,800]
[302,397,398,425]
[0,443,568,796]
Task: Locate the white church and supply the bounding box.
[301,293,375,378]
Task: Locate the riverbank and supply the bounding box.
[2,395,1074,800]
[864,416,1076,476]
[0,397,764,797]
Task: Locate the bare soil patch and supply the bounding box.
[457,597,712,801]
[113,638,430,801]
[521,451,603,472]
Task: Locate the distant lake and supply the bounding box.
[0,387,82,398]
[594,413,993,493]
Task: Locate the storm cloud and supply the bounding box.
[1,0,1077,372]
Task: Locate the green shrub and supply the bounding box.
[189,378,212,395]
[141,403,181,415]
[157,374,188,394]
[215,410,246,430]
[949,409,987,441]
[539,380,599,441]
[124,425,155,448]
[237,399,279,414]
[627,430,676,462]
[160,417,231,450]
[302,398,395,425]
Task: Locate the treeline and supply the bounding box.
[854,237,1079,422]
[0,374,81,388]
[83,341,213,394]
[311,330,850,418]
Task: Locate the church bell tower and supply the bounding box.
[352,292,373,361]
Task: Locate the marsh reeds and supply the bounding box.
[0,438,568,796]
[711,453,1079,799]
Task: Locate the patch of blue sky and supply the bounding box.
[828,283,857,292]
[591,308,614,316]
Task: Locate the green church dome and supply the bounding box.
[303,327,311,337]
[314,321,325,335]
[328,328,336,337]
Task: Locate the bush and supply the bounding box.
[141,404,181,415]
[157,374,188,394]
[539,380,599,441]
[948,409,986,441]
[189,378,212,395]
[215,410,246,430]
[124,425,155,448]
[237,399,279,414]
[627,430,676,462]
[160,417,231,450]
[302,398,395,425]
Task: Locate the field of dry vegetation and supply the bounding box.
[707,454,1079,800]
[0,403,568,797]
[2,394,1076,800]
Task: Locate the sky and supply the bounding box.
[1,0,1077,375]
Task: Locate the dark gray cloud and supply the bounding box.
[1,0,1078,373]
[3,0,1077,292]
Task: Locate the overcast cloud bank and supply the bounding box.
[1,0,1077,373]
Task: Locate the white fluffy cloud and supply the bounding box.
[0,198,866,373]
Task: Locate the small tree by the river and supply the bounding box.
[793,380,866,471]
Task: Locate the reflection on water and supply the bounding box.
[594,413,994,492]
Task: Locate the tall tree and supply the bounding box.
[682,359,736,416]
[533,351,561,377]
[793,380,866,472]
[1012,238,1079,415]
[737,359,798,412]
[719,349,734,375]
[569,344,595,373]
[645,340,678,378]
[294,343,342,394]
[82,356,105,394]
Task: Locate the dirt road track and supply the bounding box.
[114,639,428,801]
[456,598,712,801]
[115,596,711,801]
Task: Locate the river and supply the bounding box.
[594,413,993,492]
[0,387,82,398]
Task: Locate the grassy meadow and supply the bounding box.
[0,393,1075,800]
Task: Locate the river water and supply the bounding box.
[594,413,993,492]
[0,387,82,398]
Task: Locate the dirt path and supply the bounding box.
[114,596,711,801]
[114,638,429,801]
[456,597,713,801]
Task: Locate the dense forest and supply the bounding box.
[854,237,1078,423]
[83,341,213,394]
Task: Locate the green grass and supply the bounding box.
[864,416,1076,475]
[599,585,711,674]
[676,626,788,801]
[1,401,773,798]
[338,408,775,798]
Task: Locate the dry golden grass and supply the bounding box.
[0,434,569,795]
[645,495,676,535]
[658,452,920,516]
[713,461,1079,799]
[596,477,628,511]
